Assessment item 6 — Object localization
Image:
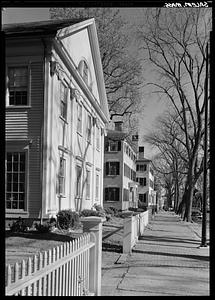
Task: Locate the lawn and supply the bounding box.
[5,216,125,266]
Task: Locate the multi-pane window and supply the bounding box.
[95,173,99,201]
[60,82,67,120]
[105,140,121,152]
[137,164,147,172]
[59,157,66,195]
[137,177,147,186]
[105,187,120,202]
[139,193,147,203]
[6,152,26,210]
[87,115,92,142]
[76,165,82,197]
[106,161,120,176]
[124,163,130,178]
[86,170,91,199]
[77,102,82,134]
[8,67,28,106]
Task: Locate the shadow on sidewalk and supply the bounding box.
[132,249,209,262]
[102,242,122,253]
[139,235,200,245]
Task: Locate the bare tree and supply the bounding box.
[137,8,211,221]
[146,112,188,213]
[50,8,144,134]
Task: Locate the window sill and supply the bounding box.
[105,151,119,153]
[106,174,119,177]
[6,105,31,109]
[6,210,29,218]
[105,200,119,202]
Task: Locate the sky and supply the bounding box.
[2,7,166,159]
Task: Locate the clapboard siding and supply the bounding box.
[6,61,44,218]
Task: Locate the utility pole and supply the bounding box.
[200,37,209,247]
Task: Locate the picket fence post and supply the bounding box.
[81,216,103,296]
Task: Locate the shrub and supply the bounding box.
[57,210,80,230]
[9,217,28,233]
[80,209,103,218]
[116,211,133,218]
[93,204,106,217]
[104,207,115,215]
[35,222,53,233]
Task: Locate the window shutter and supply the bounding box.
[105,188,109,201]
[106,162,109,175]
[105,140,109,151]
[118,141,121,151]
[116,188,120,201]
[117,162,120,175]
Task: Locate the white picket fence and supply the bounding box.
[5,232,97,296]
[123,211,149,253]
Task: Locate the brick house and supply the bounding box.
[4,19,110,224]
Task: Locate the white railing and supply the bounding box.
[5,217,103,296]
[123,211,148,254]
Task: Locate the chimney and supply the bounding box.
[138,146,144,159]
[114,121,123,131]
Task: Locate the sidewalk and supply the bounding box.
[101,211,210,296]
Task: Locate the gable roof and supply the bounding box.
[3,19,88,36]
[3,18,110,123]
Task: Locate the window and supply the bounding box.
[106,161,120,176]
[87,115,92,142]
[95,173,99,201]
[6,152,26,210]
[96,126,100,150]
[76,165,82,197]
[86,170,91,199]
[123,188,129,202]
[78,60,91,87]
[124,163,130,178]
[77,102,82,134]
[150,179,154,189]
[137,164,147,172]
[60,82,68,120]
[105,140,121,152]
[137,177,146,186]
[105,187,120,202]
[139,193,147,203]
[59,157,66,195]
[8,67,28,106]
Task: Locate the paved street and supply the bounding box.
[101,211,210,296]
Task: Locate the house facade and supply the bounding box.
[4,19,109,223]
[103,122,139,211]
[136,153,157,209]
